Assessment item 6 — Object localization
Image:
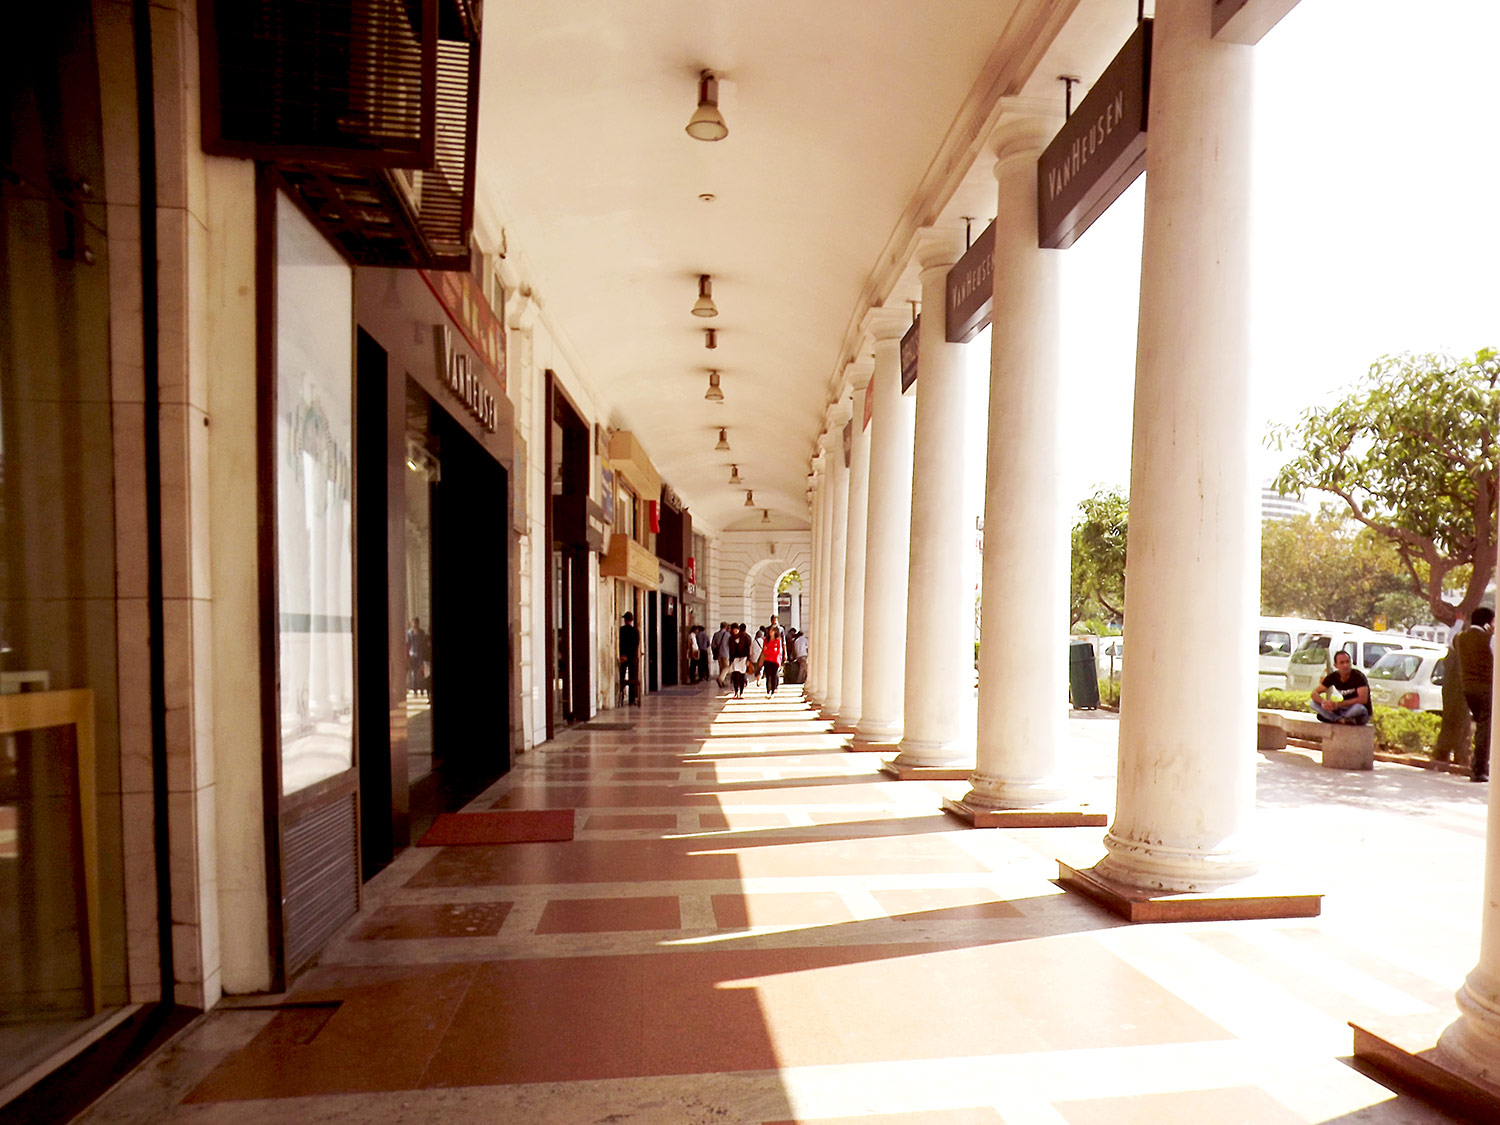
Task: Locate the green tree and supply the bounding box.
[1271,349,1500,626]
[1071,487,1128,629]
[1259,509,1433,626]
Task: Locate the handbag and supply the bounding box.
[731,657,748,674]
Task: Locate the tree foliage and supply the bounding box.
[1260,509,1434,627]
[1071,487,1128,629]
[1271,349,1500,625]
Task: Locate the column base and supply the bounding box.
[879,758,972,782]
[1056,861,1323,923]
[1352,1010,1500,1123]
[855,719,902,744]
[891,740,973,773]
[846,735,899,755]
[943,797,1106,828]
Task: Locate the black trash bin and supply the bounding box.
[1069,640,1100,710]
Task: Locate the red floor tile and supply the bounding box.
[582,813,680,830]
[534,896,682,934]
[184,964,478,1101]
[698,811,792,829]
[712,892,855,928]
[405,834,991,888]
[870,888,1023,922]
[1056,1086,1304,1124]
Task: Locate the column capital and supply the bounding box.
[829,397,854,428]
[988,99,1063,177]
[507,285,541,331]
[842,359,875,394]
[913,226,964,273]
[861,305,910,343]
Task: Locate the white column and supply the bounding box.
[894,230,973,767]
[966,110,1072,808]
[839,363,874,728]
[858,309,916,742]
[1438,605,1500,1081]
[1097,0,1258,892]
[822,404,852,715]
[808,453,829,700]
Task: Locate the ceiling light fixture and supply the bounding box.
[704,370,723,401]
[692,275,718,317]
[744,489,755,507]
[761,508,771,524]
[704,328,717,349]
[715,428,730,452]
[728,464,742,484]
[686,70,728,142]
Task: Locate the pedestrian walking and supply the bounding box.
[727,623,751,698]
[762,626,784,697]
[712,622,731,687]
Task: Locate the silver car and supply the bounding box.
[1366,648,1448,713]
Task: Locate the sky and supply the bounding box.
[1050,0,1500,513]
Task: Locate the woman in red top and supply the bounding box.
[762,627,784,697]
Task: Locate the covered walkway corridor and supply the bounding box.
[81,684,1475,1123]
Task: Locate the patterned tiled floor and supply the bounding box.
[81,683,1485,1122]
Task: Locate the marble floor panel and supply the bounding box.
[81,682,1476,1122]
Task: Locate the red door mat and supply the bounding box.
[417,809,575,846]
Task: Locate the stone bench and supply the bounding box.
[1257,708,1374,771]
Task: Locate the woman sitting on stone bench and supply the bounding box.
[1310,649,1371,725]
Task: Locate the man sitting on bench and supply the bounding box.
[1310,649,1371,725]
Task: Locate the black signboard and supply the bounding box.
[900,317,920,393]
[944,220,995,344]
[1037,20,1152,250]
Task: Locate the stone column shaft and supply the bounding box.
[967,113,1071,807]
[1438,601,1500,1081]
[858,314,916,742]
[895,233,973,767]
[808,462,829,699]
[1099,0,1258,891]
[840,373,873,727]
[823,425,850,714]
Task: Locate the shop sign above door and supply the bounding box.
[900,317,920,392]
[944,220,995,343]
[420,269,507,390]
[433,323,497,432]
[1037,20,1152,250]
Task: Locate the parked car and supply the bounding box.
[1284,628,1427,695]
[1258,616,1341,690]
[1366,646,1449,712]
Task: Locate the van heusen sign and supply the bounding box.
[1037,19,1152,251]
[944,220,995,343]
[900,317,920,392]
[433,323,498,432]
[420,269,506,390]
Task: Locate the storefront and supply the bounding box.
[599,431,662,706]
[354,267,514,874]
[2,5,148,1097]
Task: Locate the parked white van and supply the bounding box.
[1258,617,1341,691]
[1283,627,1415,695]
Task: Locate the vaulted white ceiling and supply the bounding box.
[477,0,1135,532]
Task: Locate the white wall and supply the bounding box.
[710,530,813,628]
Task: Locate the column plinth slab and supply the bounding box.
[942,798,1106,829]
[1352,1008,1500,1123]
[879,758,972,782]
[1057,861,1322,923]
